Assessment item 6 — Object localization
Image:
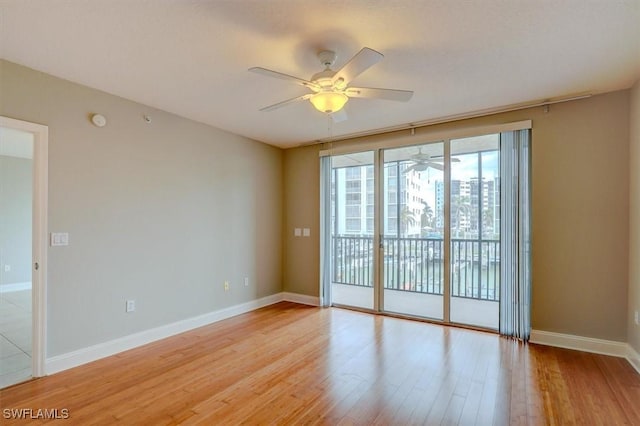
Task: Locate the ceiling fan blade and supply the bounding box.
[429,158,460,163]
[427,155,461,163]
[260,94,313,112]
[403,164,419,174]
[332,47,383,86]
[346,87,413,102]
[249,67,320,91]
[426,161,444,171]
[330,109,348,123]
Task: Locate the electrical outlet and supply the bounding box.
[3,265,10,272]
[635,310,639,325]
[126,300,135,313]
[244,277,249,287]
[224,281,230,291]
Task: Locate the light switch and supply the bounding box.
[303,228,310,237]
[294,228,302,237]
[51,232,69,246]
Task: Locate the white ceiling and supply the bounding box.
[1,1,639,149]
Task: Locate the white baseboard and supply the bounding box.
[0,282,31,293]
[282,292,320,306]
[530,330,629,357]
[47,292,320,375]
[628,345,640,375]
[530,330,629,358]
[530,329,640,375]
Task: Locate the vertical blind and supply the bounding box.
[319,156,332,308]
[499,129,532,340]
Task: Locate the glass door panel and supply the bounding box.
[382,143,444,320]
[450,135,500,329]
[330,151,375,310]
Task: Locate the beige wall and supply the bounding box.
[283,90,631,342]
[630,80,640,353]
[530,92,629,341]
[0,60,283,356]
[283,145,320,295]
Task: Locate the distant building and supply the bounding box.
[435,177,500,238]
[332,162,425,236]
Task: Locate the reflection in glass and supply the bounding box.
[450,134,500,329]
[382,142,444,320]
[330,151,375,310]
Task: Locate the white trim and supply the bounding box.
[45,292,318,375]
[46,293,282,374]
[0,116,48,378]
[282,292,320,306]
[0,282,32,293]
[628,345,640,375]
[32,121,48,378]
[530,330,640,375]
[319,120,532,157]
[530,330,629,357]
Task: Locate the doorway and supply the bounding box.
[0,117,47,388]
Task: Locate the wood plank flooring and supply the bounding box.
[1,302,639,425]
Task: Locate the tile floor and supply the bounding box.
[0,289,31,388]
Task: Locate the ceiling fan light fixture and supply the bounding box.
[250,47,413,117]
[310,92,348,113]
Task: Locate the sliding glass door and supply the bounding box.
[382,143,445,320]
[322,124,529,332]
[379,139,500,328]
[449,135,500,329]
[329,151,375,310]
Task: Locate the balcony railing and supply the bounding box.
[332,235,500,301]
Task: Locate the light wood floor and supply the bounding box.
[1,302,639,425]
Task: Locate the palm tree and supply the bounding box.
[482,208,495,237]
[421,202,435,230]
[451,195,471,237]
[400,206,417,235]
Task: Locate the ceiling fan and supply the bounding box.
[249,47,413,122]
[403,148,459,173]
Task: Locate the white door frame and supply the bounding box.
[1,116,48,377]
